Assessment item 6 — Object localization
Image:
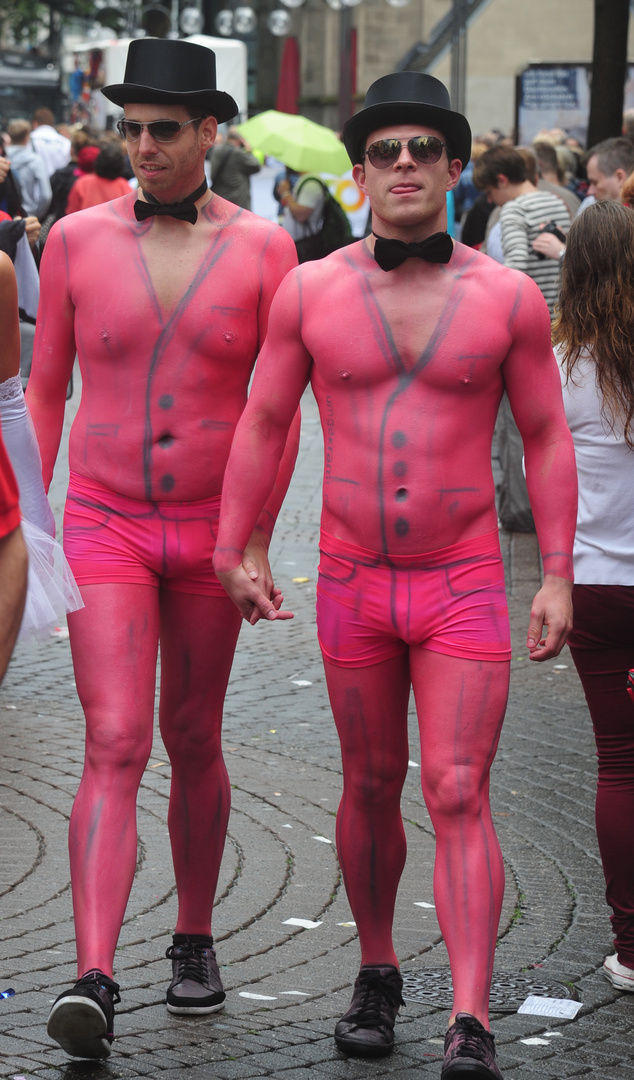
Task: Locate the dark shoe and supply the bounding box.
[165,934,226,1014]
[442,1012,504,1079]
[46,969,120,1059]
[334,964,404,1058]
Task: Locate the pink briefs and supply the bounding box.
[63,472,226,595]
[316,529,511,667]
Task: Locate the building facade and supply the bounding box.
[285,0,634,139]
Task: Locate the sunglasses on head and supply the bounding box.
[116,117,203,143]
[364,135,449,169]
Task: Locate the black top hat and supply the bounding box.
[343,71,471,170]
[101,38,238,123]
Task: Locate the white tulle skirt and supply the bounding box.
[18,518,84,645]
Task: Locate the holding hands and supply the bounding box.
[215,532,294,625]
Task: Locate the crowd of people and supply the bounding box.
[0,38,632,1080]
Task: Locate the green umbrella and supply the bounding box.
[235,110,351,176]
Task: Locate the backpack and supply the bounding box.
[294,177,354,263]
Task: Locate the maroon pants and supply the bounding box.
[568,583,634,967]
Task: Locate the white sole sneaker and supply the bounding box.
[603,953,634,992]
[47,995,112,1059]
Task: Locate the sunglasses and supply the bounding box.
[364,135,449,169]
[116,117,203,143]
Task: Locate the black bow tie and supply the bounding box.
[134,179,208,225]
[372,231,453,271]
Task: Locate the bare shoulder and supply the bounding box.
[47,192,137,246]
[294,238,366,286]
[0,250,16,287]
[452,240,546,308]
[206,197,296,256]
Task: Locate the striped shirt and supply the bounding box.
[499,191,571,317]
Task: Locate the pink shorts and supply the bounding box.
[316,529,511,667]
[63,472,226,595]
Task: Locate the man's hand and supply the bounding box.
[214,532,294,625]
[22,216,41,247]
[526,574,573,661]
[216,561,294,626]
[531,229,565,261]
[0,157,10,183]
[241,529,274,601]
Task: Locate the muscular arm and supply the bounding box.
[215,270,312,623]
[24,223,76,491]
[502,276,577,659]
[239,226,302,591]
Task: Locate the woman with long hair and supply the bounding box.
[553,198,634,992]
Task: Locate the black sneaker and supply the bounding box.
[334,964,404,1058]
[442,1012,504,1079]
[165,934,226,1014]
[46,969,121,1059]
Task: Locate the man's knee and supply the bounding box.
[84,718,153,778]
[423,763,491,821]
[342,757,408,810]
[161,715,224,766]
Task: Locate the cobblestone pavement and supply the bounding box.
[0,381,632,1080]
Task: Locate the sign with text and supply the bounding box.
[516,64,634,147]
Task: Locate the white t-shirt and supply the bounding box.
[282,176,325,241]
[557,344,634,584]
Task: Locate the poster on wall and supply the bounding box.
[516,63,634,147]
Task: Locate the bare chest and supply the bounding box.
[68,222,261,384]
[305,269,509,393]
[138,228,213,313]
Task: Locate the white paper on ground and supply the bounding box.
[291,680,312,687]
[408,760,419,767]
[239,992,277,1000]
[312,836,332,844]
[283,918,323,929]
[521,1037,551,1045]
[414,901,435,908]
[517,996,582,1018]
[279,991,309,996]
[338,921,356,927]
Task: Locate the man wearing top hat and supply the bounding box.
[26,38,298,1059]
[213,72,577,1078]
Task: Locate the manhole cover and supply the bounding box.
[401,970,578,1013]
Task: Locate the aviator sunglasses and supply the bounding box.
[364,135,449,169]
[116,117,203,143]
